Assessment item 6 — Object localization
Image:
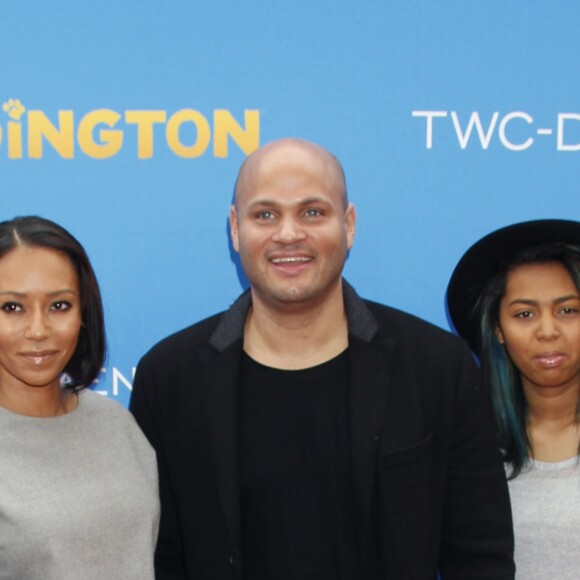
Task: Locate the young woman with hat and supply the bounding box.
[447,218,580,579]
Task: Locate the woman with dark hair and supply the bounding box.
[0,216,159,579]
[447,219,580,579]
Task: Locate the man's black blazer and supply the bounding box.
[130,281,515,579]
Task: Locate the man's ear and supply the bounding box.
[229,205,240,253]
[345,203,356,250]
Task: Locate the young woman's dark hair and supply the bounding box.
[477,242,580,478]
[0,216,105,390]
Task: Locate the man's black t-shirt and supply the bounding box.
[239,349,361,580]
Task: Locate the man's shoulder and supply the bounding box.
[139,310,227,365]
[362,298,464,349]
[358,298,477,381]
[343,281,462,350]
[140,289,251,365]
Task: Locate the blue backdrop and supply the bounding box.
[1,1,579,406]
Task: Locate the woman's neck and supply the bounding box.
[0,384,77,417]
[526,389,580,462]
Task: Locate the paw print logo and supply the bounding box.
[3,98,26,121]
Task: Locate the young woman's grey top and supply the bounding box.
[508,456,579,580]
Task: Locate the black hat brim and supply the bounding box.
[446,219,580,355]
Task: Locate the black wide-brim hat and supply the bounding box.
[446,219,580,356]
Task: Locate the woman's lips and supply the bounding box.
[20,351,58,365]
[534,352,566,368]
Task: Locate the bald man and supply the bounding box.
[131,138,515,580]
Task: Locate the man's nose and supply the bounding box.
[272,216,307,244]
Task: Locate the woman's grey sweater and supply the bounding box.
[0,389,159,579]
[508,456,579,579]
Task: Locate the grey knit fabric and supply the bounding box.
[508,456,580,579]
[0,389,159,579]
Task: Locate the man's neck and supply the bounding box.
[243,286,349,370]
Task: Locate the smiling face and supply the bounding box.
[0,245,82,397]
[496,261,580,397]
[230,139,356,311]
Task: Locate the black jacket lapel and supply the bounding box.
[199,317,248,567]
[348,333,396,546]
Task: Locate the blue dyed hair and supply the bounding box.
[477,243,580,479]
